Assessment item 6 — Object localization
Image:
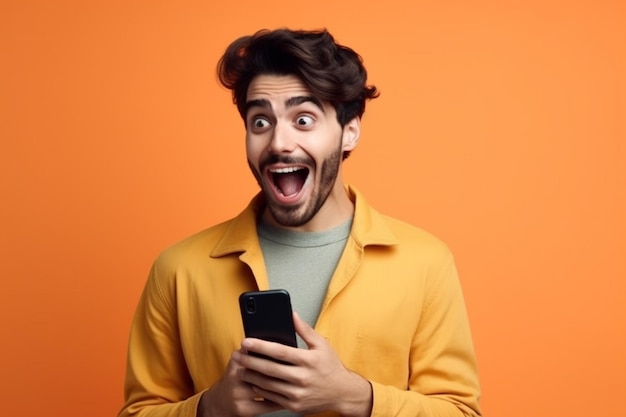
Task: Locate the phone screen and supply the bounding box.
[239,289,298,360]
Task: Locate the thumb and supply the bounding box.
[293,311,324,349]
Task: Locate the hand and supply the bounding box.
[232,312,373,417]
[197,347,284,417]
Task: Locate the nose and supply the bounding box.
[268,121,296,153]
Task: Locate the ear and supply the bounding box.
[341,117,361,152]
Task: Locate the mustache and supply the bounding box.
[260,154,314,168]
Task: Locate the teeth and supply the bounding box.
[270,167,303,174]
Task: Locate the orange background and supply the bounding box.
[1,1,624,416]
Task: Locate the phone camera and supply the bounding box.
[245,297,257,314]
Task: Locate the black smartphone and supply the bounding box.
[239,289,298,362]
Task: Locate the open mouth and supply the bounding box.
[270,166,309,198]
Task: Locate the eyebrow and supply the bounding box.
[244,99,271,115]
[244,96,325,116]
[286,96,325,113]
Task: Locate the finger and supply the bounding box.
[238,339,297,367]
[246,394,284,415]
[251,384,291,409]
[293,311,324,348]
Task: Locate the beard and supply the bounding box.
[248,142,343,228]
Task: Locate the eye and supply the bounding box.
[250,117,271,130]
[295,115,314,127]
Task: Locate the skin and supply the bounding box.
[200,313,373,417]
[245,74,360,232]
[198,75,372,416]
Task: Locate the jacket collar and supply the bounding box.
[210,185,398,258]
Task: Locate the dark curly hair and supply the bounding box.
[217,28,379,143]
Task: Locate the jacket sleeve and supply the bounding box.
[369,252,482,417]
[118,260,203,417]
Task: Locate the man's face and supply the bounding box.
[245,74,358,229]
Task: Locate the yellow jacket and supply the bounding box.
[120,186,482,417]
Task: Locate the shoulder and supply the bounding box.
[153,195,263,269]
[349,185,453,259]
[151,218,235,274]
[380,214,455,263]
[383,214,449,249]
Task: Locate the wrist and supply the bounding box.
[196,390,211,417]
[339,372,373,417]
[197,387,224,417]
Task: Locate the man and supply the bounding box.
[119,28,482,417]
